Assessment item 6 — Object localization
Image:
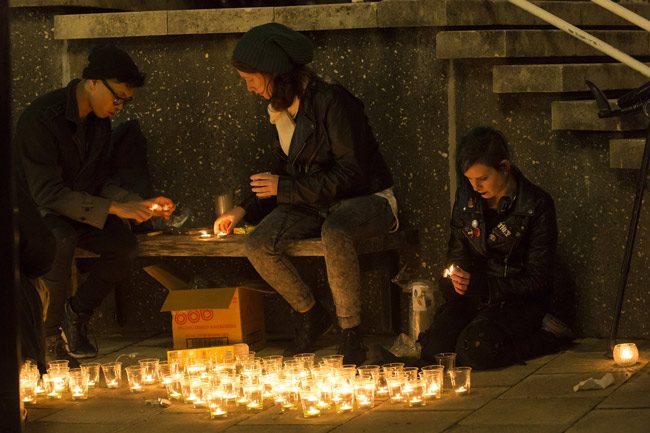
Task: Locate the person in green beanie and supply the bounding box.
[14,45,176,363]
[215,23,398,365]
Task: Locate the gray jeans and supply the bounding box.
[244,195,396,329]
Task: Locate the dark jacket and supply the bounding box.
[14,79,141,230]
[446,167,558,306]
[242,78,393,220]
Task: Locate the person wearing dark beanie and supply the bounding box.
[14,44,175,363]
[216,23,398,366]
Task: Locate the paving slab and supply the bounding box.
[599,368,650,408]
[239,404,359,425]
[373,387,508,412]
[499,372,631,399]
[223,426,335,433]
[443,425,566,433]
[24,421,129,433]
[565,408,650,433]
[535,348,648,374]
[459,397,600,427]
[329,409,469,433]
[471,355,556,388]
[125,411,244,433]
[35,394,164,424]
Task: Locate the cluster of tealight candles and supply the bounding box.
[150,350,473,419]
[19,359,117,403]
[19,350,474,418]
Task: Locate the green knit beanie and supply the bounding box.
[233,23,314,75]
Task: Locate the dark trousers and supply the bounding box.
[419,280,558,369]
[19,275,46,372]
[42,214,137,336]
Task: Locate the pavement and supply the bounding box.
[23,333,650,433]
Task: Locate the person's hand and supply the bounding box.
[250,172,279,198]
[450,266,471,296]
[213,206,246,235]
[147,196,176,220]
[109,201,153,224]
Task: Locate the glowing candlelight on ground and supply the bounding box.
[455,385,469,395]
[337,402,353,412]
[142,374,155,385]
[613,343,639,367]
[246,401,262,410]
[443,264,455,278]
[209,403,228,418]
[200,231,211,238]
[304,406,321,417]
[357,395,371,408]
[216,231,227,237]
[106,379,118,388]
[130,384,143,392]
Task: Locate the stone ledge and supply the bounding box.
[493,63,650,94]
[610,138,646,169]
[444,0,650,27]
[551,99,648,131]
[437,30,650,59]
[10,0,207,10]
[53,0,445,40]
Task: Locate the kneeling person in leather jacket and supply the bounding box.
[419,126,572,369]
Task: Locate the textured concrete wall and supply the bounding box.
[453,59,650,339]
[10,6,649,339]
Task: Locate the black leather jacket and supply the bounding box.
[242,78,393,219]
[446,167,558,306]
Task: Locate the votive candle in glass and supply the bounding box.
[101,362,122,388]
[450,367,472,396]
[613,343,639,367]
[125,365,145,393]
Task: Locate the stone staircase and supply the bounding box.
[436,0,650,170]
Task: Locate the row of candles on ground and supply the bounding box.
[19,351,471,418]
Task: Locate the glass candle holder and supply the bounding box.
[139,358,159,385]
[354,377,375,410]
[293,353,316,370]
[613,343,639,367]
[299,382,322,418]
[333,381,354,413]
[49,359,70,370]
[80,362,101,388]
[243,383,264,411]
[68,368,89,400]
[181,375,203,404]
[125,365,145,393]
[207,392,228,419]
[434,352,457,390]
[402,378,426,407]
[321,354,344,369]
[386,374,404,404]
[157,362,172,388]
[421,365,443,400]
[274,380,300,412]
[20,376,38,404]
[101,362,122,388]
[450,367,472,395]
[47,367,69,398]
[164,374,183,400]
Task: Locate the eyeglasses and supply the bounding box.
[101,79,133,106]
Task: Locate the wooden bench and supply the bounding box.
[75,229,419,333]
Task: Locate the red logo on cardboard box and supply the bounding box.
[175,310,215,326]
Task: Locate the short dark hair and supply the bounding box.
[456,126,510,174]
[231,58,315,111]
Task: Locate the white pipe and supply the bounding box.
[591,0,650,33]
[507,0,650,78]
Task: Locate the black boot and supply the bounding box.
[337,326,366,366]
[61,300,97,359]
[44,334,80,369]
[284,301,332,357]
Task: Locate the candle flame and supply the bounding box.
[443,264,455,278]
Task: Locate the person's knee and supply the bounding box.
[244,230,277,260]
[321,219,353,247]
[455,322,510,370]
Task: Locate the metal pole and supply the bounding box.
[591,0,650,33]
[507,0,650,78]
[0,1,23,431]
[609,123,650,351]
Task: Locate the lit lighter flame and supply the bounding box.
[150,203,160,211]
[443,264,455,278]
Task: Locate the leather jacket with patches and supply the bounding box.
[446,167,558,305]
[241,78,393,221]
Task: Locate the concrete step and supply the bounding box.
[442,0,650,26]
[493,63,649,94]
[551,99,648,131]
[53,1,447,39]
[9,0,210,10]
[437,30,650,59]
[610,138,647,169]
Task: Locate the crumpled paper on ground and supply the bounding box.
[573,372,615,392]
[389,333,421,358]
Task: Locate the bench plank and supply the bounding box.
[74,229,419,259]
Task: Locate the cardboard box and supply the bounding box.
[143,265,266,350]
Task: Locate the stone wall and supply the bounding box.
[8,2,649,339]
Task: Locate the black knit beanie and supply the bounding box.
[233,23,314,75]
[82,45,145,85]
